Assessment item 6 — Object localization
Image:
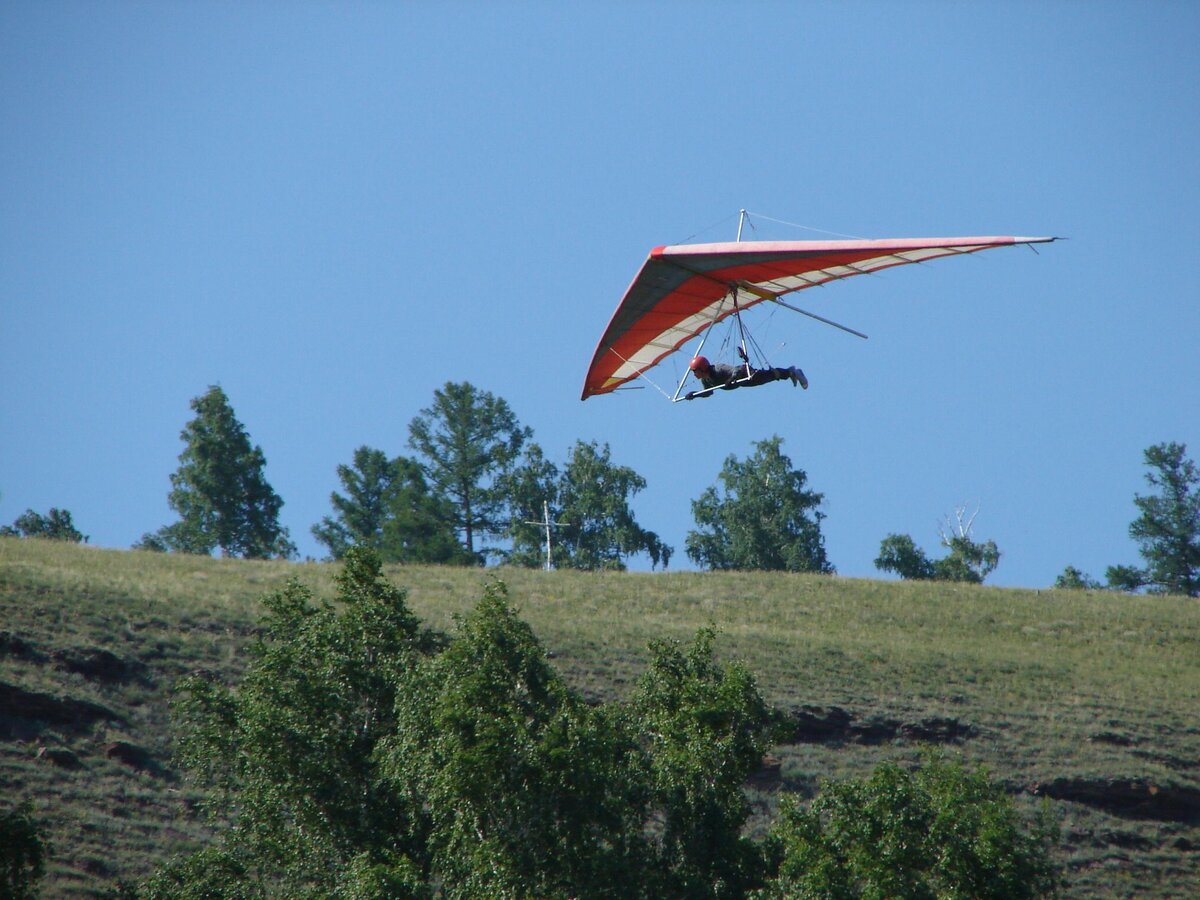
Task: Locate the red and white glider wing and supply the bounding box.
[580,236,1054,399]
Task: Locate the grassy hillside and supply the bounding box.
[2,536,1198,898]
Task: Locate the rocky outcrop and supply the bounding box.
[51,645,148,683]
[36,744,83,768]
[0,681,125,736]
[0,630,44,662]
[3,633,148,684]
[784,704,978,746]
[1030,777,1200,823]
[105,739,165,776]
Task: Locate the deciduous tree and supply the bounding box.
[633,628,774,898]
[874,533,937,581]
[755,754,1059,899]
[686,436,832,573]
[384,581,654,897]
[0,508,86,543]
[143,548,432,898]
[504,441,671,571]
[0,801,47,900]
[1053,565,1103,591]
[875,506,1000,584]
[142,549,1059,899]
[502,442,563,569]
[557,441,671,571]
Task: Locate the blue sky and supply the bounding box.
[3,1,1197,589]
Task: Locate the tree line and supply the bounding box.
[98,550,1053,897]
[1,550,1063,897]
[4,382,1198,595]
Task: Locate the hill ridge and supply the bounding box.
[2,537,1198,897]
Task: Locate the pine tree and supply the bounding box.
[407,382,530,560]
[1108,442,1200,596]
[154,386,294,559]
[312,446,474,564]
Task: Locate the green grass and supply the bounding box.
[2,536,1198,898]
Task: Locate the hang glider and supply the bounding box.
[580,234,1056,401]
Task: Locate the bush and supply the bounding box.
[0,801,48,900]
[755,754,1060,899]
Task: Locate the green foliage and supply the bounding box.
[503,441,564,569]
[1107,441,1200,597]
[13,541,1154,897]
[633,628,775,898]
[874,534,937,581]
[150,385,295,559]
[142,550,1061,898]
[383,581,654,898]
[312,446,473,564]
[686,436,832,573]
[1053,566,1103,591]
[1104,563,1147,593]
[407,381,531,559]
[936,534,1001,584]
[557,441,671,570]
[131,529,169,552]
[0,507,86,543]
[147,547,430,896]
[138,846,261,900]
[139,550,783,898]
[507,441,671,571]
[0,801,48,900]
[311,446,401,557]
[755,755,1060,899]
[875,510,1001,584]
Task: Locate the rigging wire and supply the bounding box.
[674,211,742,245]
[742,210,867,241]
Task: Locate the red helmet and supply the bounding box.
[689,356,711,372]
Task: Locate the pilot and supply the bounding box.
[684,355,807,400]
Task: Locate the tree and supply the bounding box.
[558,441,671,570]
[686,436,832,573]
[875,506,1001,584]
[502,442,563,569]
[754,754,1060,899]
[0,801,47,900]
[150,386,294,559]
[633,628,775,898]
[1053,565,1103,591]
[145,550,1059,899]
[504,441,671,571]
[143,548,434,898]
[937,533,1002,584]
[312,446,399,558]
[145,553,653,898]
[874,533,937,581]
[407,382,531,561]
[312,446,472,564]
[384,581,654,898]
[1106,441,1200,597]
[0,507,86,543]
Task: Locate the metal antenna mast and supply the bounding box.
[524,500,569,571]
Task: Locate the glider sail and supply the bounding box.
[580,235,1056,400]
